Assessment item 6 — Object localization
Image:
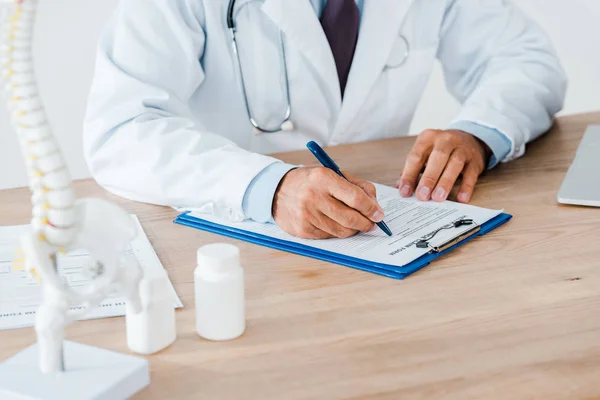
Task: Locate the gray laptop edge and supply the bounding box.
[557,125,600,207]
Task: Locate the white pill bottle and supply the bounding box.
[126,270,177,355]
[194,243,245,341]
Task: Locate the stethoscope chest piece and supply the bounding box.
[385,35,410,69]
[252,120,294,136]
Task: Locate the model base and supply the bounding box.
[0,340,149,400]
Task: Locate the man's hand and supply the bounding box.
[272,167,385,239]
[397,129,490,203]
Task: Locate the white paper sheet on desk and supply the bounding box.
[189,184,503,267]
[0,215,182,331]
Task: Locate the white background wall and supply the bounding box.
[0,0,119,190]
[1,0,600,190]
[413,0,600,134]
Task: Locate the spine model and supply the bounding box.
[1,0,145,375]
[1,0,76,251]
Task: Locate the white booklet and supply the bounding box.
[177,184,508,278]
[0,215,182,331]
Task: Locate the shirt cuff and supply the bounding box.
[242,162,297,223]
[449,121,512,169]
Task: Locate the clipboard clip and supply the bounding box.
[415,218,481,253]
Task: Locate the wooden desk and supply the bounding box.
[2,112,600,399]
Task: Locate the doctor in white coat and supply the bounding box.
[84,0,567,239]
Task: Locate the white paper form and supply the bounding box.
[189,184,503,267]
[0,215,182,331]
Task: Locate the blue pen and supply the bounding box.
[306,141,393,237]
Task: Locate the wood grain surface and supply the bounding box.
[1,112,600,400]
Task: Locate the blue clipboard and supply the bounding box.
[174,212,512,279]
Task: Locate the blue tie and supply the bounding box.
[320,0,360,98]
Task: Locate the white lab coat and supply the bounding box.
[83,0,566,221]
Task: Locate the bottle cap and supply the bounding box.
[197,243,240,270]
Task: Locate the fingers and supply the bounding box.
[398,134,433,197]
[398,130,487,203]
[308,172,375,238]
[457,163,480,203]
[314,212,360,239]
[284,204,336,240]
[345,172,377,200]
[354,180,377,200]
[415,146,452,201]
[431,152,465,202]
[297,224,335,240]
[327,175,384,223]
[290,192,337,240]
[274,167,382,239]
[321,196,374,234]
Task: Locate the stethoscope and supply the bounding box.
[226,0,410,134]
[227,0,292,134]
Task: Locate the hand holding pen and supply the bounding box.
[306,141,392,237]
[271,141,391,239]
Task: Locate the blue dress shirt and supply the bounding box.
[242,0,512,223]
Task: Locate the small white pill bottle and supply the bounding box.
[126,270,177,355]
[194,243,245,341]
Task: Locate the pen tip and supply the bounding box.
[379,222,392,236]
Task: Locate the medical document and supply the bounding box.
[0,215,182,331]
[189,184,503,267]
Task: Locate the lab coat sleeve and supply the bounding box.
[83,0,285,221]
[242,163,296,223]
[437,0,568,163]
[448,121,512,169]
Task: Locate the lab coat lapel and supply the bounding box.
[334,0,415,136]
[261,0,342,108]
